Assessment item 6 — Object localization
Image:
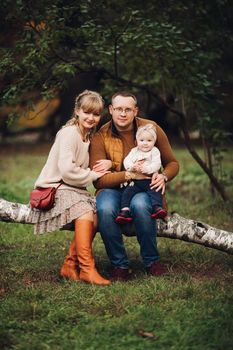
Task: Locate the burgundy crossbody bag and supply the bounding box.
[30,183,62,211]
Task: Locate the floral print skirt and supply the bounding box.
[28,188,96,235]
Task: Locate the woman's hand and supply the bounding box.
[150,173,166,194]
[92,159,112,172]
[94,169,110,179]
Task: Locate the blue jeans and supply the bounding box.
[96,188,160,268]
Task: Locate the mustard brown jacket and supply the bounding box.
[89,117,179,193]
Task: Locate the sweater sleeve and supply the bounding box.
[156,125,179,180]
[89,132,126,189]
[142,148,162,174]
[123,148,136,171]
[57,128,98,187]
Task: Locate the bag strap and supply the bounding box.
[56,183,62,190]
[35,182,62,192]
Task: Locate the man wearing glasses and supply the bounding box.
[89,91,179,281]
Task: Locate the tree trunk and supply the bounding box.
[157,213,233,254]
[1,198,232,254]
[0,199,32,223]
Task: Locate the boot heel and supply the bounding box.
[60,263,80,281]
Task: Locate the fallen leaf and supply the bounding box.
[138,330,155,338]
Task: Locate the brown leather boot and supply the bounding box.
[60,239,80,281]
[75,219,110,285]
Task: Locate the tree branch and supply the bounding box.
[0,199,232,255]
[112,16,133,80]
[25,21,84,72]
[157,213,233,255]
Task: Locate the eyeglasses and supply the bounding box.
[113,107,134,114]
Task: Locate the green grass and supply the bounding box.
[0,144,233,350]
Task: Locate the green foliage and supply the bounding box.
[1,0,232,103]
[0,0,232,191]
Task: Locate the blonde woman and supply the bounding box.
[29,90,110,285]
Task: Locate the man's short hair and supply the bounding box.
[111,91,137,105]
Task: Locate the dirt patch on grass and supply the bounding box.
[171,262,232,281]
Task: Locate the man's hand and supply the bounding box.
[92,159,112,172]
[150,173,166,194]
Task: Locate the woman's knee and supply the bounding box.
[78,211,94,221]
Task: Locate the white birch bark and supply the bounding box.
[157,213,233,255]
[0,199,31,224]
[0,198,232,254]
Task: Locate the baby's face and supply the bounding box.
[137,131,155,152]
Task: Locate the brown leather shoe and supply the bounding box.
[146,261,168,276]
[110,267,132,282]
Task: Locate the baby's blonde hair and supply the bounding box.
[136,124,157,143]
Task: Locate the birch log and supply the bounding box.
[0,199,31,224]
[0,198,233,254]
[157,213,233,255]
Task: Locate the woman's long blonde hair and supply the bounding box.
[64,90,104,131]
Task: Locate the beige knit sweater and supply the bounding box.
[35,125,99,189]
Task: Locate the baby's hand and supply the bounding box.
[132,160,145,173]
[134,164,143,172]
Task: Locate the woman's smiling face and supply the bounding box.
[76,108,101,131]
